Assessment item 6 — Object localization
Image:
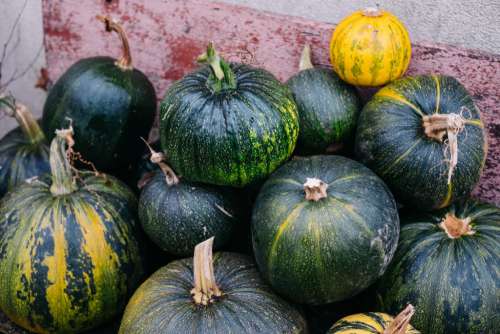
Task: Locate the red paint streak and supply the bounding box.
[166,37,203,80]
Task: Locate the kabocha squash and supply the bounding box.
[160,43,299,187]
[376,199,499,334]
[327,305,420,333]
[286,45,361,154]
[0,127,143,333]
[330,7,411,86]
[355,75,487,210]
[0,96,50,197]
[119,238,307,333]
[138,143,240,257]
[42,15,156,172]
[251,155,399,305]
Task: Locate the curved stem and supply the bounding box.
[0,95,45,144]
[383,304,415,334]
[304,178,328,201]
[49,127,77,196]
[299,44,314,71]
[197,42,237,92]
[96,15,133,70]
[439,213,475,238]
[141,138,179,186]
[190,237,222,306]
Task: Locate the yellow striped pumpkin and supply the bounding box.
[330,7,411,86]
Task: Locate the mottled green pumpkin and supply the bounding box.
[376,199,499,333]
[160,43,298,187]
[0,129,143,333]
[251,155,399,305]
[286,45,361,154]
[355,75,487,210]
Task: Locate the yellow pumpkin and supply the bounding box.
[330,7,411,87]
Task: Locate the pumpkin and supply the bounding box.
[42,15,156,172]
[330,7,411,86]
[138,144,240,257]
[0,127,144,333]
[376,199,499,334]
[286,45,361,154]
[327,305,420,333]
[0,96,50,197]
[119,238,307,333]
[355,75,487,210]
[251,155,399,305]
[160,43,299,187]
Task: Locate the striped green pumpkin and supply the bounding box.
[376,199,499,333]
[0,129,144,333]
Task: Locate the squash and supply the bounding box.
[138,143,240,257]
[160,43,299,187]
[119,238,307,333]
[0,96,50,197]
[327,305,420,333]
[42,15,156,172]
[286,45,361,154]
[375,199,499,333]
[355,75,487,210]
[330,7,411,86]
[251,155,399,305]
[0,127,143,333]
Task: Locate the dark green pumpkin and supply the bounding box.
[42,16,156,172]
[376,199,499,334]
[355,75,487,210]
[286,45,361,154]
[119,238,307,333]
[251,155,399,305]
[160,43,298,187]
[0,128,144,333]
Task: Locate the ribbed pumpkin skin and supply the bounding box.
[376,200,499,333]
[286,68,361,154]
[138,171,240,256]
[329,9,411,86]
[355,75,486,210]
[0,126,50,197]
[42,57,156,171]
[160,63,299,187]
[251,155,399,305]
[328,312,419,333]
[0,172,144,334]
[119,252,307,334]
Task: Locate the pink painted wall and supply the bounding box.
[42,0,500,204]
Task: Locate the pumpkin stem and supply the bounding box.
[439,213,475,238]
[0,95,45,145]
[383,304,415,334]
[140,137,179,186]
[299,44,314,71]
[96,15,133,70]
[363,6,383,17]
[49,125,78,196]
[190,237,223,306]
[197,42,237,92]
[304,178,328,201]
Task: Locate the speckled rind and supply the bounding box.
[327,312,419,333]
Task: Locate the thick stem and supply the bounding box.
[96,15,133,70]
[304,178,328,201]
[439,213,475,239]
[49,127,78,196]
[363,6,383,17]
[197,42,237,92]
[383,304,415,334]
[140,138,179,186]
[0,96,45,144]
[190,237,222,306]
[299,44,314,71]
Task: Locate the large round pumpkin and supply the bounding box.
[42,16,156,172]
[355,75,487,210]
[330,7,411,86]
[286,45,361,154]
[0,128,144,333]
[119,238,307,333]
[376,199,499,333]
[251,155,399,305]
[160,43,299,187]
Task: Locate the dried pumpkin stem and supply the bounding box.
[299,44,314,71]
[362,6,383,17]
[304,178,328,201]
[50,126,78,195]
[383,304,415,334]
[140,138,179,186]
[96,15,133,70]
[0,95,45,145]
[190,237,222,306]
[439,213,475,239]
[197,42,237,92]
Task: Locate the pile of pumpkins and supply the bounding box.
[0,8,497,334]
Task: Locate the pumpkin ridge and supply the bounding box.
[377,89,424,116]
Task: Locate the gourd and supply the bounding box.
[355,75,487,210]
[251,155,399,305]
[160,43,299,187]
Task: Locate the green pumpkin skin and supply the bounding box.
[138,171,240,257]
[42,56,156,171]
[160,63,299,187]
[355,75,487,210]
[251,155,400,305]
[376,200,499,334]
[119,252,307,334]
[286,68,361,154]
